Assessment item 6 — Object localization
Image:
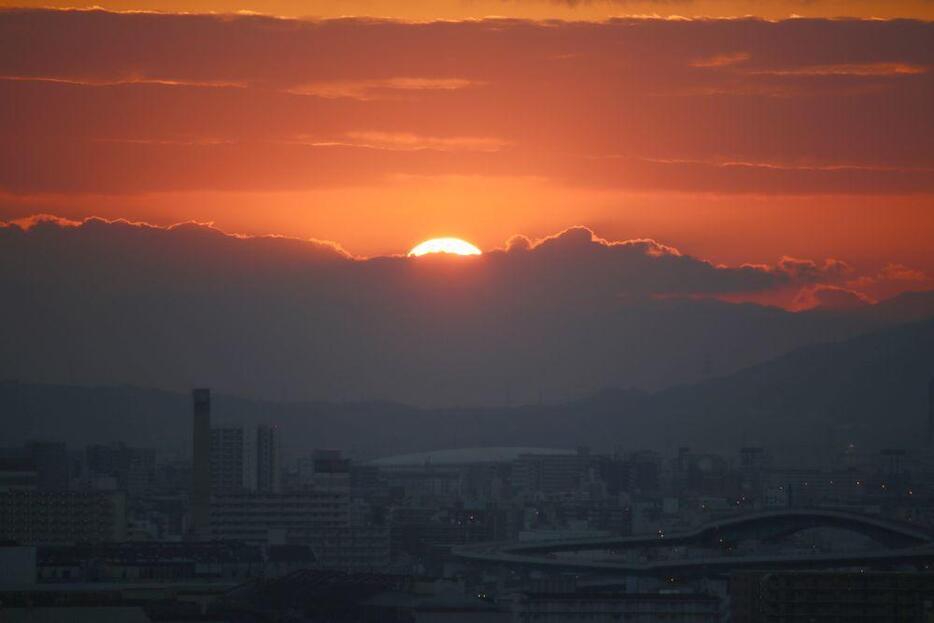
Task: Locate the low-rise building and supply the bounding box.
[514,590,720,623]
[730,571,934,622]
[210,491,390,570]
[211,491,350,543]
[37,541,264,583]
[0,490,126,544]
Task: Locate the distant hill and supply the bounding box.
[642,314,934,452]
[1,316,932,459]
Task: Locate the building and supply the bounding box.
[378,463,460,500]
[211,427,248,492]
[514,590,720,623]
[0,490,127,544]
[0,545,37,586]
[209,425,283,494]
[314,527,392,571]
[0,443,69,492]
[0,579,234,619]
[86,443,127,478]
[86,443,155,495]
[256,425,281,493]
[730,571,934,622]
[514,449,595,496]
[265,544,318,577]
[764,467,864,506]
[124,447,156,496]
[350,464,386,499]
[1,607,152,623]
[27,442,70,492]
[211,491,350,544]
[628,451,662,494]
[210,492,389,570]
[929,376,934,447]
[0,457,38,491]
[191,388,212,538]
[739,447,768,496]
[298,449,352,493]
[214,570,503,622]
[37,541,266,583]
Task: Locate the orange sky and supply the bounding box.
[1,5,932,307]
[3,0,934,20]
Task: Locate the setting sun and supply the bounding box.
[408,237,482,257]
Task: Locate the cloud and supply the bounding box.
[0,214,353,259]
[0,218,788,296]
[0,75,248,88]
[5,213,84,230]
[878,263,928,283]
[292,131,510,152]
[773,256,853,283]
[793,284,874,310]
[844,262,932,301]
[5,215,927,405]
[690,51,750,68]
[747,63,928,77]
[286,77,478,100]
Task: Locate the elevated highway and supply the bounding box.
[453,510,934,577]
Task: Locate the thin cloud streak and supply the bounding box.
[746,62,929,77]
[0,74,249,88]
[286,77,479,100]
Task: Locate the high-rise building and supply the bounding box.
[256,425,281,493]
[211,427,247,493]
[191,388,212,538]
[124,446,156,496]
[928,376,934,447]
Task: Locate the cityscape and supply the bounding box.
[3,0,934,621]
[3,379,934,621]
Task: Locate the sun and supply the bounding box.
[408,237,482,257]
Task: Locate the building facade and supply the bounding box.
[191,388,212,538]
[0,490,127,545]
[730,571,934,622]
[256,425,281,493]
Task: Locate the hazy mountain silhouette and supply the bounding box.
[2,315,932,458]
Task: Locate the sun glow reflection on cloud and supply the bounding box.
[408,237,482,257]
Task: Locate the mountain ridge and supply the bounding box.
[1,314,932,459]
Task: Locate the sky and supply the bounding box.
[1,2,933,311]
[3,0,934,20]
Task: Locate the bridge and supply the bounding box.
[453,510,934,577]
